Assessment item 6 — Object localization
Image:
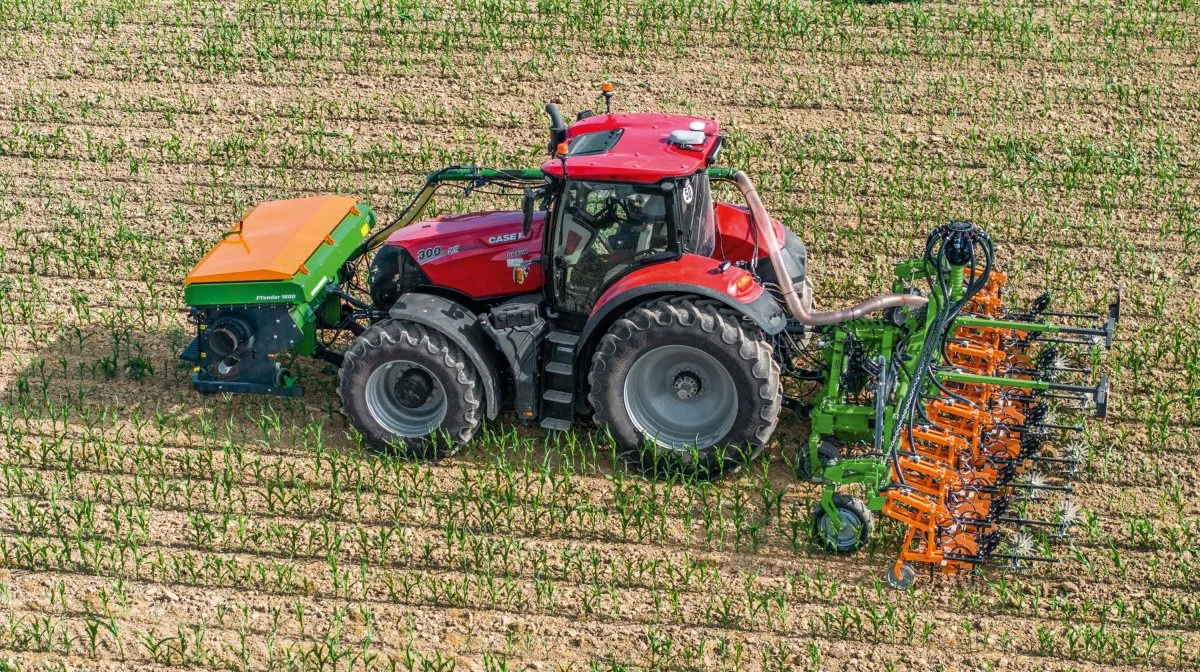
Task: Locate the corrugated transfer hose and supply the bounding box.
[731,170,929,325]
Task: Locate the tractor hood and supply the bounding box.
[383,210,546,299]
[386,210,543,248]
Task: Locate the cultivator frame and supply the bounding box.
[799,221,1118,587]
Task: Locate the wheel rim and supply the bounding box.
[888,564,915,588]
[623,344,738,451]
[820,508,864,551]
[365,360,447,437]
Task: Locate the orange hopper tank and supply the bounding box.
[185,195,359,285]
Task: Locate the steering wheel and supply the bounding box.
[574,196,628,228]
[568,197,630,255]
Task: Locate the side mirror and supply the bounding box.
[521,187,535,238]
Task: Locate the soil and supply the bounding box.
[1,2,1198,670]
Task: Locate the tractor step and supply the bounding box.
[540,417,574,432]
[540,329,580,431]
[547,330,579,346]
[540,390,575,431]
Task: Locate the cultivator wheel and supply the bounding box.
[812,493,874,554]
[886,562,917,590]
[800,221,1118,587]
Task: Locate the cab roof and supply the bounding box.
[540,112,720,184]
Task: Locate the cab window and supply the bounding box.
[552,180,674,315]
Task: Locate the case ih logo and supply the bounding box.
[488,232,520,245]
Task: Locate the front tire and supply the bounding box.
[339,319,482,458]
[588,297,781,479]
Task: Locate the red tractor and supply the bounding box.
[338,90,928,477]
[183,85,924,477]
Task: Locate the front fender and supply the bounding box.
[388,292,502,419]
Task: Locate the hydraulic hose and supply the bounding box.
[731,171,928,325]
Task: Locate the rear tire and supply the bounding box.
[588,297,781,479]
[339,319,481,459]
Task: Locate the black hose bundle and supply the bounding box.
[887,221,995,485]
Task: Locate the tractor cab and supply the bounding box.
[536,111,723,322]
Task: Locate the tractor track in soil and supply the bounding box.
[1,476,1196,601]
[0,516,1195,662]
[2,494,1197,640]
[4,23,1198,74]
[3,442,1192,549]
[0,411,1193,510]
[3,77,1200,144]
[3,152,1198,214]
[2,426,1196,580]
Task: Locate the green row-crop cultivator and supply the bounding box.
[795,222,1117,587]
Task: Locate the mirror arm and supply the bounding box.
[521,186,535,237]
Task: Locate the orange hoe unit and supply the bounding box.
[801,227,1117,588]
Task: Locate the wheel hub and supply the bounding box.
[672,371,703,400]
[394,368,434,408]
[821,510,864,550]
[364,361,448,437]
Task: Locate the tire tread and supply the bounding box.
[338,318,481,457]
[588,296,780,478]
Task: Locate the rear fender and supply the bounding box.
[388,293,502,419]
[578,254,787,372]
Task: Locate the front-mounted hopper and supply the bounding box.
[181,195,375,395]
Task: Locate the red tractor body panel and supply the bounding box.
[541,113,720,183]
[712,202,786,262]
[382,200,785,304]
[590,253,763,320]
[384,210,546,299]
